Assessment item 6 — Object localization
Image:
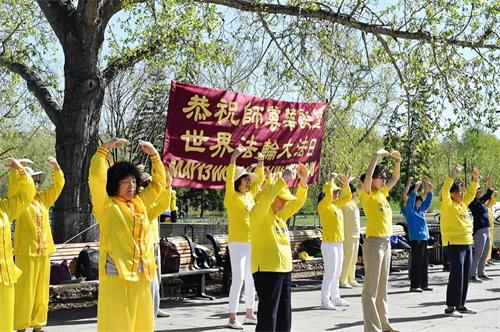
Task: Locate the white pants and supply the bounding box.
[228,242,255,313]
[321,241,343,304]
[151,243,161,318]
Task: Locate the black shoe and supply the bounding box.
[478,274,493,280]
[422,287,433,291]
[390,268,401,273]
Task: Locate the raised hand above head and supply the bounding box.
[138,140,158,156]
[471,167,480,182]
[338,174,349,186]
[47,156,61,170]
[104,137,129,150]
[230,146,246,163]
[5,157,24,170]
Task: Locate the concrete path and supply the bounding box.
[46,264,500,331]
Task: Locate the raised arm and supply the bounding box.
[88,138,129,219]
[402,176,414,204]
[280,164,309,220]
[250,152,265,197]
[137,141,167,207]
[38,157,65,207]
[420,176,434,212]
[385,150,401,190]
[363,150,385,193]
[3,158,36,221]
[464,167,480,205]
[250,168,292,221]
[334,174,352,207]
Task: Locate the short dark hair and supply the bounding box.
[360,165,386,183]
[234,174,249,193]
[349,182,357,193]
[416,195,423,202]
[450,182,461,193]
[408,184,416,193]
[106,161,142,197]
[317,191,326,210]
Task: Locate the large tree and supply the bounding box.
[1,0,498,241]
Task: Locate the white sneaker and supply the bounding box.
[228,320,244,329]
[244,317,258,325]
[350,281,363,287]
[157,309,170,317]
[321,302,337,310]
[333,298,351,307]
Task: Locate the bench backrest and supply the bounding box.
[51,242,99,265]
[206,233,229,266]
[166,236,195,271]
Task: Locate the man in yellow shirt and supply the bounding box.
[360,149,401,332]
[12,157,65,332]
[250,164,308,332]
[0,157,36,332]
[89,138,167,332]
[440,166,479,317]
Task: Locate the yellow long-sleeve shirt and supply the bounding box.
[318,181,352,242]
[89,147,166,281]
[225,163,264,243]
[250,179,308,273]
[0,169,36,285]
[170,190,177,212]
[360,185,392,238]
[486,193,497,227]
[9,169,65,257]
[440,177,478,246]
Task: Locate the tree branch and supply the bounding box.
[196,0,500,50]
[0,57,61,126]
[35,0,77,45]
[102,41,161,87]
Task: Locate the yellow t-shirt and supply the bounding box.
[250,179,308,273]
[225,163,264,243]
[360,185,392,237]
[317,181,351,242]
[440,177,478,246]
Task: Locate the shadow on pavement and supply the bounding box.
[47,306,97,326]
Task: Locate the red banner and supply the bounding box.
[162,81,328,189]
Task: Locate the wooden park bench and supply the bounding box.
[206,228,325,291]
[160,236,220,300]
[49,242,100,289]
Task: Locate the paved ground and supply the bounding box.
[47,264,500,331]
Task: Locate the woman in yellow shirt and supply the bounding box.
[0,158,36,332]
[250,164,308,332]
[225,147,264,329]
[360,149,400,332]
[11,157,65,332]
[440,166,479,317]
[317,173,352,309]
[89,138,167,332]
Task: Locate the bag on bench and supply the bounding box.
[76,247,99,280]
[303,238,322,256]
[50,260,72,285]
[160,238,180,273]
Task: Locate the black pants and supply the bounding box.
[445,245,472,307]
[253,271,292,332]
[410,240,428,289]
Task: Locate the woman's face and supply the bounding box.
[371,172,387,191]
[238,175,251,193]
[451,188,464,203]
[117,175,137,201]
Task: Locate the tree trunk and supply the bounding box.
[52,44,104,243]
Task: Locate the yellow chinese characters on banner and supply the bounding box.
[163,81,328,189]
